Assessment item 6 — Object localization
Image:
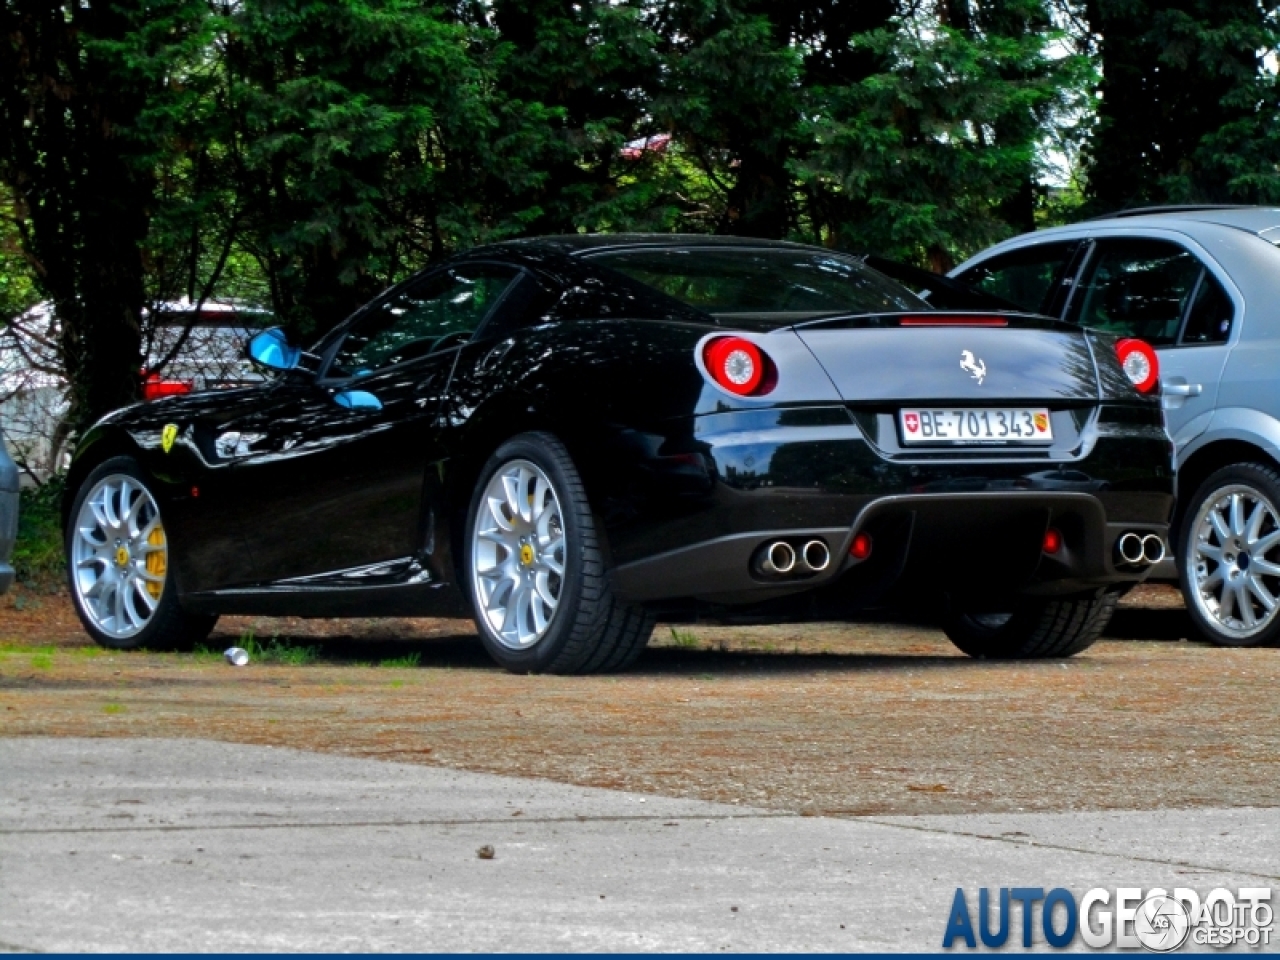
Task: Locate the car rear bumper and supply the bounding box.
[602,406,1174,607]
[612,491,1168,605]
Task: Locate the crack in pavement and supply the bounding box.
[0,811,798,836]
[860,817,1280,883]
[6,807,1277,883]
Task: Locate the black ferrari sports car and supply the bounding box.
[63,235,1174,672]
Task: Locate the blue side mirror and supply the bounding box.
[333,389,383,412]
[247,327,301,372]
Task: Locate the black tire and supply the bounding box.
[943,590,1119,659]
[66,456,218,651]
[1178,462,1280,648]
[464,432,654,674]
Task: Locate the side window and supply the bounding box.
[330,264,519,376]
[1180,271,1234,344]
[1067,239,1202,345]
[954,242,1078,316]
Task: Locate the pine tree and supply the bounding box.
[1083,0,1280,211]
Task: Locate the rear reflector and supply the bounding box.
[1114,338,1159,394]
[1042,528,1063,554]
[849,531,873,560]
[899,316,1008,327]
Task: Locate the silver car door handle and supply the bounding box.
[1163,382,1202,397]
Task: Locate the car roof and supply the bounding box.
[1085,205,1280,237]
[486,234,825,257]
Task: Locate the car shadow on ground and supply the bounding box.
[240,631,1091,676]
[1104,606,1201,643]
[218,606,1211,675]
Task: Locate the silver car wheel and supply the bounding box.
[471,459,566,650]
[1189,483,1280,641]
[71,474,168,640]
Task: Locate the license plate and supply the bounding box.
[900,408,1053,444]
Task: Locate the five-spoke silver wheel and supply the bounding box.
[1188,483,1280,641]
[471,459,566,650]
[71,474,169,640]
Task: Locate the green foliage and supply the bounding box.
[1083,0,1280,211]
[11,477,65,588]
[795,2,1093,267]
[236,629,320,666]
[7,0,1280,423]
[380,651,422,668]
[669,627,700,649]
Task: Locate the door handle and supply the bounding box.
[1162,382,1203,397]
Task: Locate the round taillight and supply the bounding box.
[702,337,774,396]
[1115,338,1159,394]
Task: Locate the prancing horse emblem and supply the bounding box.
[960,350,987,385]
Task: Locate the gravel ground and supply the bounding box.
[1,584,1276,817]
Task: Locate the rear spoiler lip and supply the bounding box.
[787,310,1076,334]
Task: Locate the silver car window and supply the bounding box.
[1067,238,1203,346]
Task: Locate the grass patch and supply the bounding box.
[29,651,53,670]
[194,629,320,666]
[380,652,421,669]
[102,703,125,715]
[13,477,65,589]
[669,627,700,649]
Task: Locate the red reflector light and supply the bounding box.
[1042,528,1062,555]
[850,531,873,560]
[1114,338,1159,394]
[702,337,775,396]
[899,316,1008,327]
[142,372,194,401]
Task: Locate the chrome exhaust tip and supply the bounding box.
[1141,534,1166,565]
[759,540,797,576]
[801,539,830,573]
[1117,532,1146,566]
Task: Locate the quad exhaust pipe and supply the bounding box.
[801,539,831,573]
[758,541,797,576]
[755,538,831,578]
[1117,531,1165,567]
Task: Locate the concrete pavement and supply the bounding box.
[0,737,1276,952]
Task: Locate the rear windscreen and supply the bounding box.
[588,247,927,323]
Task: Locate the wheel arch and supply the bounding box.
[440,392,624,592]
[61,425,147,532]
[1174,437,1280,543]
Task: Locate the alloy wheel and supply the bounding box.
[1188,483,1280,641]
[71,474,168,640]
[471,459,566,649]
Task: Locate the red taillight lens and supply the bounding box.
[142,372,194,401]
[1115,338,1159,394]
[702,337,775,396]
[1042,528,1062,555]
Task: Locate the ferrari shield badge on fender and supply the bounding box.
[161,423,179,454]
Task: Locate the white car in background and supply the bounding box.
[0,299,270,481]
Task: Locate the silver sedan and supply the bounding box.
[951,205,1280,648]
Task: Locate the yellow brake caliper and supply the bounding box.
[145,524,167,599]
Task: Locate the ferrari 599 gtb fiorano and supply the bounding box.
[63,236,1174,672]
